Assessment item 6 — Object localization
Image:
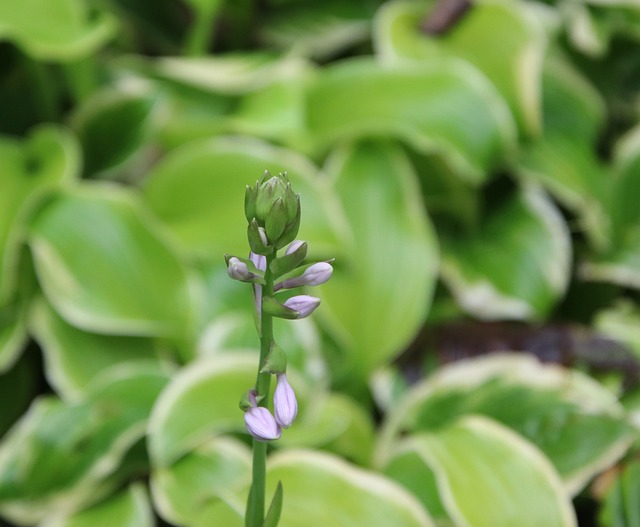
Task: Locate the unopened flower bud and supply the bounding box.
[227,257,253,281]
[285,240,305,256]
[248,172,301,249]
[283,295,321,318]
[250,252,267,272]
[279,262,333,290]
[250,252,266,315]
[273,373,297,428]
[244,406,282,442]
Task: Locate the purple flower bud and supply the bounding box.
[285,240,305,256]
[250,252,266,315]
[274,373,298,428]
[227,257,252,281]
[283,295,321,318]
[244,406,282,441]
[279,262,333,289]
[250,252,267,272]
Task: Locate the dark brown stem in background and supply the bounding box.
[421,0,473,35]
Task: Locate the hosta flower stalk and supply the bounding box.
[225,171,332,527]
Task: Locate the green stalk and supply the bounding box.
[184,1,222,56]
[247,253,275,527]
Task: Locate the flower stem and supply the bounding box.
[184,1,222,56]
[247,253,275,526]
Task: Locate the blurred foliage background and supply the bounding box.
[2,0,640,525]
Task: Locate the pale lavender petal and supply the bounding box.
[285,240,305,256]
[249,252,265,316]
[227,257,251,280]
[250,252,267,272]
[280,262,333,289]
[274,373,298,428]
[283,295,320,318]
[244,406,282,441]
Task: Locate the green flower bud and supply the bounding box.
[248,219,272,255]
[244,183,258,223]
[249,171,301,247]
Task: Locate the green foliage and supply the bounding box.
[2,0,640,524]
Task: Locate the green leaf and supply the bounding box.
[30,297,161,401]
[440,184,571,320]
[0,125,80,305]
[266,450,435,527]
[374,0,546,136]
[595,300,640,359]
[262,481,283,527]
[306,58,516,182]
[148,355,257,467]
[319,142,437,378]
[581,124,640,288]
[230,77,309,149]
[29,184,191,337]
[135,53,307,95]
[0,0,117,61]
[41,484,153,527]
[142,136,345,261]
[377,353,635,495]
[278,393,375,466]
[515,57,609,249]
[0,364,168,524]
[383,416,577,527]
[151,438,250,527]
[71,84,162,177]
[260,1,373,60]
[599,458,640,527]
[0,299,28,373]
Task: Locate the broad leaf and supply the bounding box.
[0,0,117,61]
[147,355,257,467]
[581,124,640,287]
[278,393,375,466]
[374,0,546,136]
[306,57,516,182]
[266,450,435,527]
[0,125,79,305]
[135,53,308,95]
[30,298,161,402]
[151,438,250,527]
[515,57,609,249]
[440,185,571,320]
[377,353,635,495]
[142,136,345,260]
[71,84,162,177]
[319,142,438,378]
[383,416,577,527]
[260,1,372,60]
[41,484,153,527]
[0,364,168,524]
[29,184,192,336]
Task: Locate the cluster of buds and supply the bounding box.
[241,372,298,441]
[245,170,301,254]
[225,171,333,442]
